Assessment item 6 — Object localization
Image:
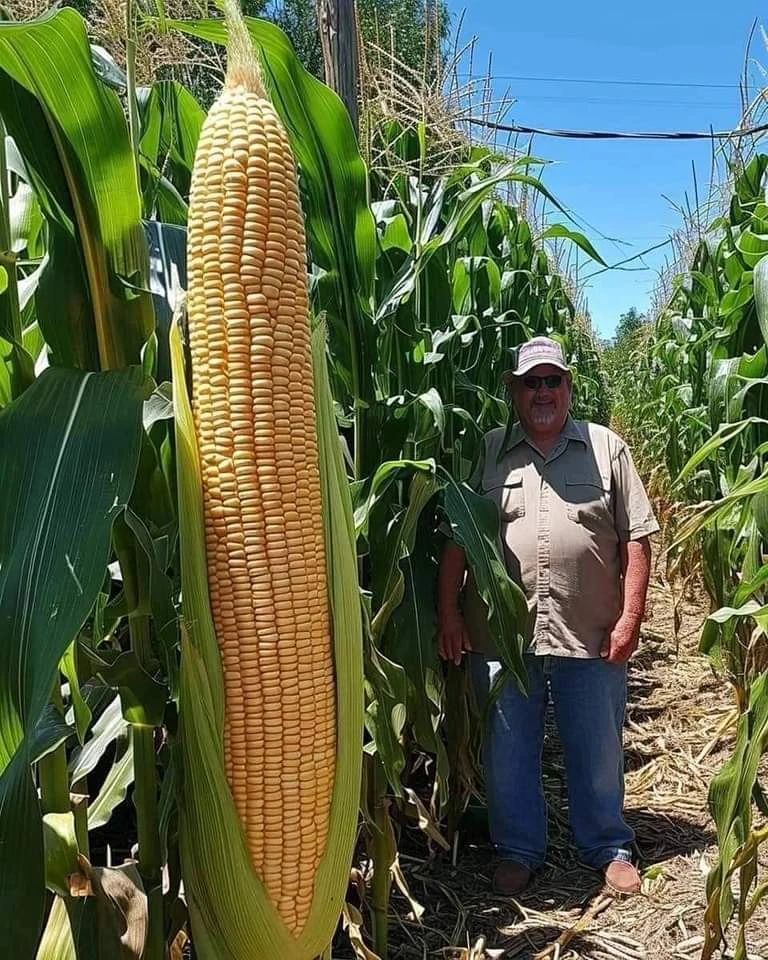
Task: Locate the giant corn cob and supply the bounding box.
[174,3,362,954]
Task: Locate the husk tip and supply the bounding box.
[223,0,265,96]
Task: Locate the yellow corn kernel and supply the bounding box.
[185,20,334,937]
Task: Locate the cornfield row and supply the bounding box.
[612,154,768,959]
[0,4,608,958]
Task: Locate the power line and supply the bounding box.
[454,72,741,91]
[465,116,768,140]
[506,94,735,108]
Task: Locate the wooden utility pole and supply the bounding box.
[316,0,360,136]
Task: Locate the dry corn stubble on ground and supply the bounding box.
[340,558,768,960]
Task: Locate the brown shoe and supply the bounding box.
[492,860,532,895]
[603,859,641,896]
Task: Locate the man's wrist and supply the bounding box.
[438,602,462,619]
[620,609,643,628]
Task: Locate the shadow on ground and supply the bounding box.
[628,808,714,865]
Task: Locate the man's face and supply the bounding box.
[512,363,572,436]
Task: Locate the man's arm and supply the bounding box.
[437,540,472,665]
[600,537,652,664]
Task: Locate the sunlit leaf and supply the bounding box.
[0,366,145,954]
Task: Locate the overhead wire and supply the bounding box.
[449,72,766,288]
[453,73,741,90]
[502,94,735,108]
[464,116,768,140]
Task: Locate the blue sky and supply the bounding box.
[445,0,767,338]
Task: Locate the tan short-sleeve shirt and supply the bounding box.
[461,417,659,658]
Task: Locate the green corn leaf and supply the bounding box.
[69,693,126,782]
[754,253,768,348]
[0,365,145,954]
[138,80,204,214]
[706,674,768,950]
[42,813,80,900]
[29,705,74,765]
[353,458,436,537]
[81,648,167,728]
[364,643,409,793]
[371,472,441,639]
[122,506,180,699]
[438,471,529,691]
[0,8,154,368]
[539,223,607,265]
[145,220,187,384]
[376,163,576,323]
[672,468,768,549]
[383,545,450,810]
[677,417,768,482]
[87,735,134,831]
[35,896,77,960]
[707,601,768,625]
[61,644,91,747]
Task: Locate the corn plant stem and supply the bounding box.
[124,0,141,178]
[127,613,162,870]
[0,119,20,340]
[71,781,90,857]
[114,524,163,957]
[370,759,391,959]
[113,522,154,663]
[133,722,164,960]
[354,405,364,483]
[39,682,70,816]
[0,117,30,395]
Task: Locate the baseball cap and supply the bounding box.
[503,336,570,381]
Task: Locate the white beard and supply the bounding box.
[529,405,557,426]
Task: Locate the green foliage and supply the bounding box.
[0,6,608,957]
[261,0,323,77]
[60,0,448,90]
[252,0,451,81]
[602,306,648,419]
[0,7,154,370]
[0,367,145,955]
[614,154,768,956]
[614,306,647,347]
[358,0,449,79]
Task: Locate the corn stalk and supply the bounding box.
[614,152,768,955]
[0,5,610,958]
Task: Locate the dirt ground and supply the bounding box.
[372,573,768,960]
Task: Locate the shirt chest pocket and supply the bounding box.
[485,471,526,522]
[564,471,612,524]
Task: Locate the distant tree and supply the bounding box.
[613,306,647,349]
[244,0,323,78]
[56,0,450,105]
[602,307,649,411]
[261,0,451,83]
[358,0,450,81]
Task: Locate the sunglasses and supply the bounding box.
[522,374,564,390]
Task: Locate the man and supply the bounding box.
[437,336,658,897]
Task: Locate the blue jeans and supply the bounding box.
[470,653,634,870]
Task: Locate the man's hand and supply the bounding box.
[601,614,641,664]
[438,608,472,665]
